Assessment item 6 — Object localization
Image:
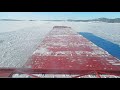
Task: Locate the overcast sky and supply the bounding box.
[0,12,120,20]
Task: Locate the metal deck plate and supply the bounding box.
[24,26,120,76]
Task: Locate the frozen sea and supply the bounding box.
[0,21,120,68]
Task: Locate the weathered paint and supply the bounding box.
[24,26,120,75]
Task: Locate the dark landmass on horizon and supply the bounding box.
[1,18,120,23]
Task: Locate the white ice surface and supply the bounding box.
[64,22,120,46]
[0,21,53,67]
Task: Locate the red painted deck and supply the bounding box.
[24,26,120,76]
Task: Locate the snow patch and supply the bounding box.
[33,47,48,54]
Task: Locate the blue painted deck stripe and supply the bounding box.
[79,32,120,60]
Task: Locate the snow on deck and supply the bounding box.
[12,73,120,78]
[24,26,120,77]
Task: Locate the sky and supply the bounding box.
[0,12,120,20]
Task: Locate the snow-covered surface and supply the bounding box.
[0,21,53,68]
[0,21,120,68]
[0,28,49,67]
[12,74,78,78]
[12,73,120,78]
[64,22,120,46]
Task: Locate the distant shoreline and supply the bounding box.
[1,18,120,23]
